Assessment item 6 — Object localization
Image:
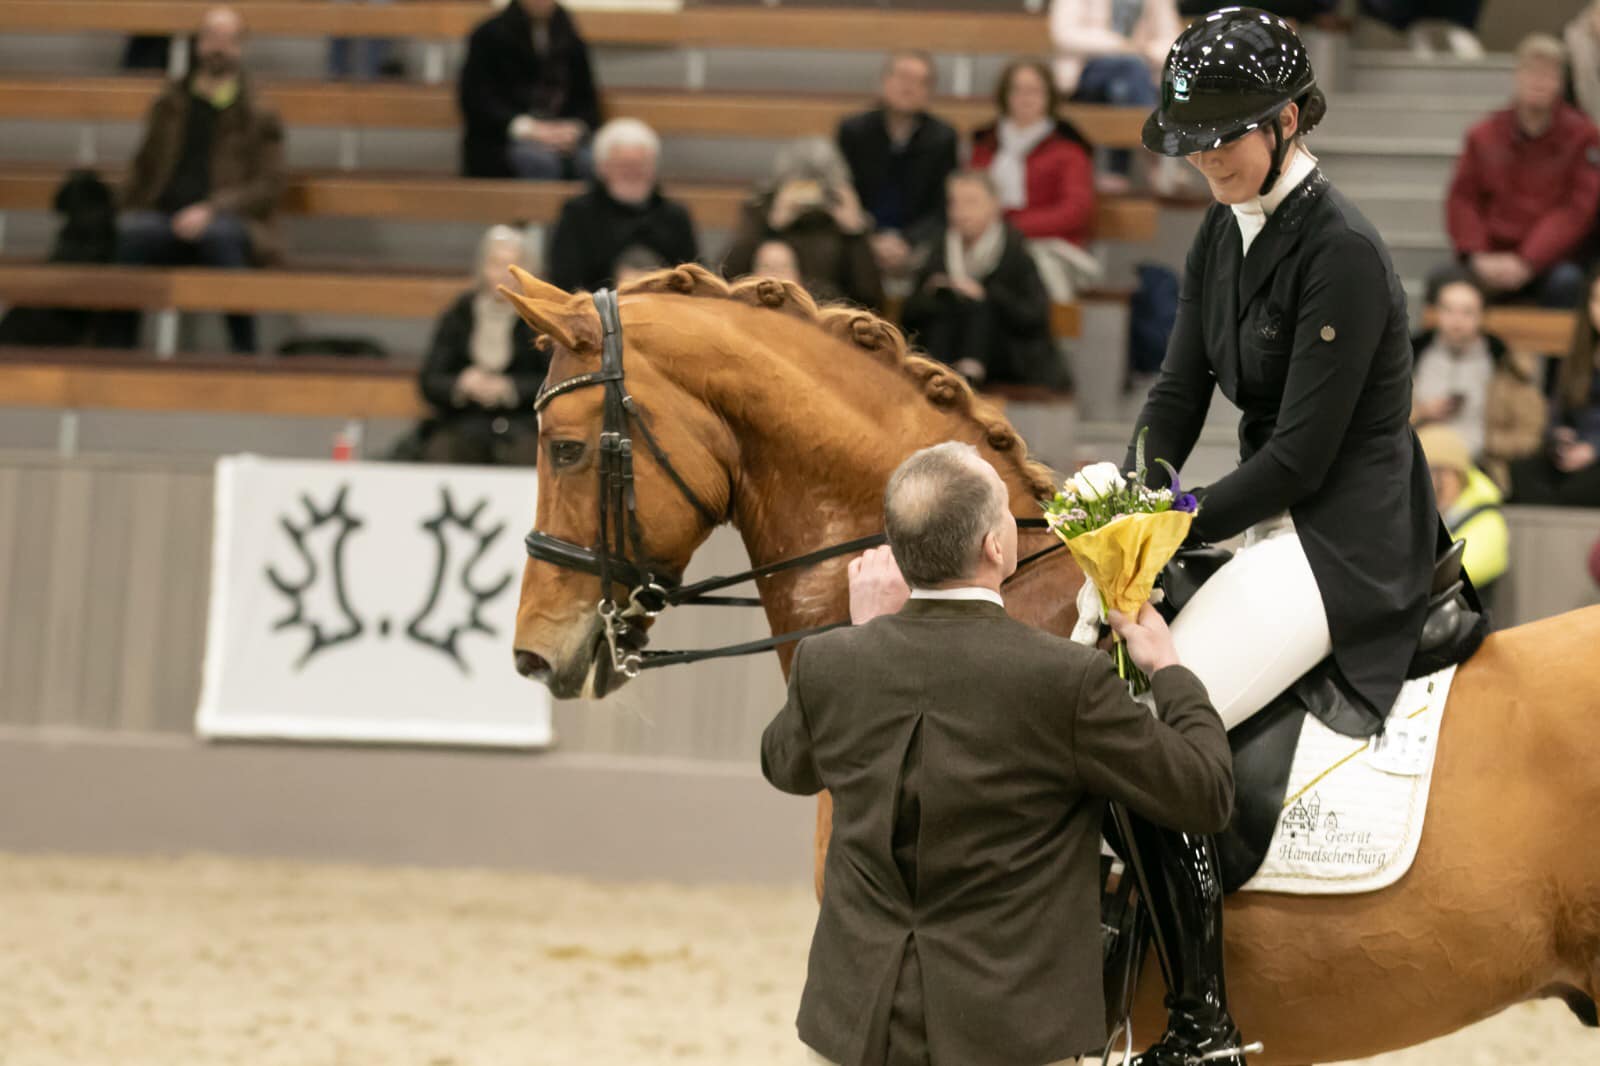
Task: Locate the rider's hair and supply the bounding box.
[884,443,1007,588]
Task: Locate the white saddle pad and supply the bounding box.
[1238,664,1457,896]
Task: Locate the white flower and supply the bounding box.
[1074,462,1127,501]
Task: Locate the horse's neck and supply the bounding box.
[679,310,1058,639]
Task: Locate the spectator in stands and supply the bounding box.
[901,171,1061,389]
[546,119,697,293]
[1565,1,1600,126]
[1411,271,1548,488]
[1362,0,1485,60]
[1050,0,1179,185]
[1418,425,1509,609]
[1443,35,1600,310]
[970,59,1100,300]
[750,240,804,286]
[459,0,600,181]
[1508,272,1600,507]
[613,245,669,288]
[109,6,284,355]
[417,225,548,465]
[330,0,400,81]
[836,50,959,291]
[1412,272,1496,455]
[723,138,885,310]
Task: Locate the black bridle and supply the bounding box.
[527,289,1065,680]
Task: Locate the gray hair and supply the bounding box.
[477,224,539,286]
[593,118,661,168]
[884,443,1007,588]
[771,137,853,191]
[1516,33,1566,68]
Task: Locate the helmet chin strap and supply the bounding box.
[1258,114,1288,198]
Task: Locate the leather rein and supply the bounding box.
[526,289,1064,680]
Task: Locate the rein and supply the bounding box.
[526,289,1066,679]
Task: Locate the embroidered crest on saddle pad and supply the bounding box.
[1238,664,1457,895]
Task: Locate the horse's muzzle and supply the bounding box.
[514,649,551,682]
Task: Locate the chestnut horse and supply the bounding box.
[505,264,1600,1064]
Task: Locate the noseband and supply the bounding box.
[526,289,1063,680]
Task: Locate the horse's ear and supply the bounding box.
[505,265,570,304]
[498,267,600,354]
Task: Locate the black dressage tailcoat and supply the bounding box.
[1128,169,1439,722]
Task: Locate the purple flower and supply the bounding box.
[1173,492,1199,514]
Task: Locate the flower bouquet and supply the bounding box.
[1042,429,1198,694]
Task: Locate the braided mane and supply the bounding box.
[619,264,1056,500]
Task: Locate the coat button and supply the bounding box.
[1320,325,1337,342]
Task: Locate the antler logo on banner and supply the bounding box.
[264,485,516,674]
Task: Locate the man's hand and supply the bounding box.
[829,184,869,236]
[1498,254,1533,292]
[1413,395,1456,423]
[549,120,584,152]
[848,545,909,624]
[1471,252,1531,293]
[769,181,811,230]
[171,203,214,242]
[457,366,507,406]
[870,231,911,273]
[950,275,985,301]
[1107,603,1180,676]
[1558,439,1598,473]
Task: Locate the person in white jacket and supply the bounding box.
[1050,0,1181,182]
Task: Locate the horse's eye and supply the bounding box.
[549,439,586,468]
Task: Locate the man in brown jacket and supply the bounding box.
[762,442,1234,1066]
[111,7,284,353]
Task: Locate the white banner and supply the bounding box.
[198,456,551,747]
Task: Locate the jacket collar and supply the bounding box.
[1236,167,1330,318]
[895,598,1009,621]
[589,180,662,212]
[873,106,929,144]
[174,71,253,115]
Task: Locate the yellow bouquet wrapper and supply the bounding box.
[1054,509,1194,618]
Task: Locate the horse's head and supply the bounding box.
[500,267,733,699]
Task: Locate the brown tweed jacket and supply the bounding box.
[120,75,286,264]
[762,597,1233,1066]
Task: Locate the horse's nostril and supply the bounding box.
[515,650,551,678]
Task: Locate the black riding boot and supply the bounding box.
[1126,816,1250,1066]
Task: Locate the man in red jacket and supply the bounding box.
[1444,33,1600,308]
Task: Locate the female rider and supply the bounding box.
[1125,9,1443,1065]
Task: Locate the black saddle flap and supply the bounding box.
[1215,696,1307,893]
[1156,546,1234,621]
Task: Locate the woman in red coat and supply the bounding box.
[969,58,1097,247]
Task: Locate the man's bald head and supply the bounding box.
[196,7,246,80]
[884,443,1008,588]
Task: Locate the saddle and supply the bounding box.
[1157,539,1488,892]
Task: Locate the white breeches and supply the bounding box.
[1168,530,1333,731]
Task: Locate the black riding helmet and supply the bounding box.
[1142,7,1328,194]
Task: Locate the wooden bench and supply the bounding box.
[0,347,423,418]
[0,76,1150,150]
[0,264,1085,361]
[0,167,1160,242]
[1422,306,1575,357]
[0,349,1084,433]
[0,2,1049,54]
[0,262,462,317]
